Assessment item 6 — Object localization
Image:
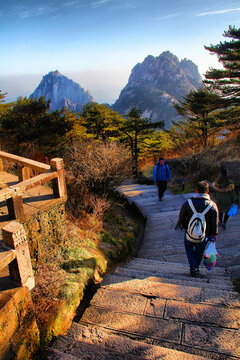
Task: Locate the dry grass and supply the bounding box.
[31,200,138,336]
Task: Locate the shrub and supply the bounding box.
[64,141,131,216]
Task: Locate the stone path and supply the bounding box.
[46,184,240,359]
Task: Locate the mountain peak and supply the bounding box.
[30,71,94,111]
[49,70,61,76]
[112,51,202,128]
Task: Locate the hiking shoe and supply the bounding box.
[190,267,200,277]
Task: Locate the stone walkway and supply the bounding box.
[46,185,240,360]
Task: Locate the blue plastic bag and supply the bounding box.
[203,241,218,271]
[228,204,238,219]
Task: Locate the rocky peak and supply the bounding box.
[112,51,202,128]
[30,70,94,111]
[179,58,202,88]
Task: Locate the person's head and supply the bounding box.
[196,181,209,194]
[159,157,164,165]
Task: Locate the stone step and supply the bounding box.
[137,246,188,258]
[111,267,234,291]
[101,274,240,307]
[125,257,229,277]
[90,287,240,329]
[50,322,207,360]
[80,305,240,358]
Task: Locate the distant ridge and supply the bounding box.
[30,70,94,111]
[112,51,202,128]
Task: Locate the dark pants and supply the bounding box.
[219,211,229,224]
[184,236,207,269]
[157,180,167,199]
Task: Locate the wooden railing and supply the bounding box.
[0,151,67,221]
[0,221,35,290]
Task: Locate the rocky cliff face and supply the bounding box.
[112,51,202,128]
[30,70,94,111]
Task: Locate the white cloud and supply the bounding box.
[19,5,58,19]
[91,0,112,8]
[156,13,180,20]
[90,0,140,10]
[196,7,240,16]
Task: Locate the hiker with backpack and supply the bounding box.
[213,166,237,230]
[175,181,218,277]
[153,157,172,201]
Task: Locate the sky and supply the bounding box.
[1,0,240,104]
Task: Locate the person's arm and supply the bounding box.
[209,204,218,240]
[166,164,172,181]
[175,202,187,230]
[153,165,157,183]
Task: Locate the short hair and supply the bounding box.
[197,181,209,193]
[159,157,164,160]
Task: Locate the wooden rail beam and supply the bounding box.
[0,188,16,203]
[0,150,50,173]
[10,171,58,193]
[0,245,16,272]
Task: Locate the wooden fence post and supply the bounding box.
[2,222,35,290]
[6,187,24,220]
[50,158,67,198]
[17,165,31,181]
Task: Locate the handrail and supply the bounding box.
[0,151,67,221]
[1,221,34,290]
[0,187,16,203]
[10,171,58,193]
[0,150,50,173]
[0,244,16,272]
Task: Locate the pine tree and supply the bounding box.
[204,26,240,105]
[116,107,164,176]
[173,87,224,149]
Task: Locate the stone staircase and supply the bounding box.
[45,185,240,359]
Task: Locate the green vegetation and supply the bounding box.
[205,26,240,106]
[172,86,224,149]
[31,200,138,341]
[0,96,72,157]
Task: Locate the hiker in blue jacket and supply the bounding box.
[153,157,172,201]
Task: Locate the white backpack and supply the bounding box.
[186,199,213,243]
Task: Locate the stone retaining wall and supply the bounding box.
[0,286,40,360]
[23,199,67,262]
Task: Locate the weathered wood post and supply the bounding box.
[2,221,35,290]
[50,158,67,198]
[17,165,31,181]
[6,187,24,220]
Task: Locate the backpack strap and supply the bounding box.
[188,199,213,215]
[188,199,196,214]
[202,201,213,215]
